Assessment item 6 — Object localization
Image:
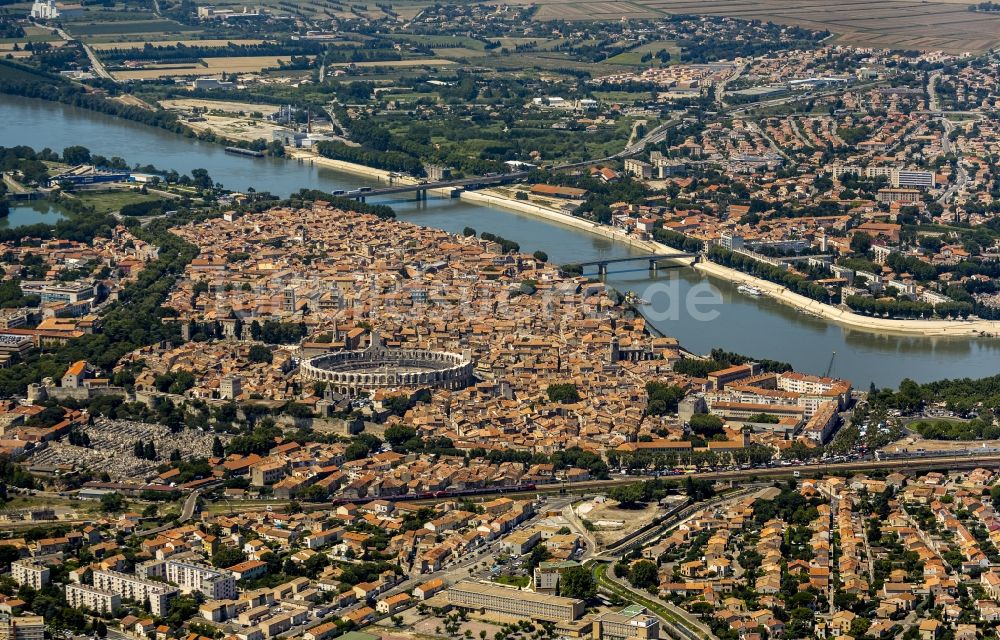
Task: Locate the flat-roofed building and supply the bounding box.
[19,281,95,304]
[139,559,237,600]
[0,334,33,360]
[533,560,580,595]
[593,605,659,640]
[92,569,177,616]
[502,529,540,555]
[875,188,920,204]
[0,615,45,640]
[446,581,584,622]
[65,583,121,614]
[11,561,49,590]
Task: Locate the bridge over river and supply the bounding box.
[568,252,699,275]
[347,171,531,201]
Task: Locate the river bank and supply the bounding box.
[6,92,1000,384]
[289,150,398,183]
[466,187,1000,338]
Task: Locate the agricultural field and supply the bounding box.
[0,26,62,46]
[603,39,680,65]
[90,39,266,51]
[527,0,664,20]
[66,19,199,37]
[514,0,1000,52]
[385,34,484,48]
[111,55,313,80]
[327,58,454,68]
[431,47,488,60]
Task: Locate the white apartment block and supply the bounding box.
[10,561,49,590]
[829,166,935,189]
[92,569,177,616]
[65,583,121,614]
[139,559,237,600]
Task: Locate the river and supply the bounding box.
[2,94,998,387]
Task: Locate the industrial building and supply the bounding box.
[47,165,131,187]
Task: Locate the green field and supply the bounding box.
[67,19,198,37]
[0,33,61,45]
[72,190,164,215]
[387,34,485,48]
[432,47,487,60]
[603,40,680,66]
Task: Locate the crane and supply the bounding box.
[824,351,836,377]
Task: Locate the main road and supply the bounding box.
[36,23,114,81]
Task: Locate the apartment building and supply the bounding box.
[92,569,178,616]
[139,559,237,600]
[707,364,759,391]
[593,605,660,640]
[876,188,921,204]
[503,529,540,555]
[831,166,935,189]
[777,372,852,405]
[0,615,45,640]
[11,561,49,590]
[446,581,585,622]
[533,560,579,595]
[251,462,287,487]
[65,583,121,614]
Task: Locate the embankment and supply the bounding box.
[466,188,1000,338]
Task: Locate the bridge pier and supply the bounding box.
[597,263,608,276]
[649,259,658,274]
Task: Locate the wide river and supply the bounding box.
[2,95,998,387]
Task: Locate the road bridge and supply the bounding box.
[569,252,698,275]
[346,171,530,201]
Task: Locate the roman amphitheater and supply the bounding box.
[300,334,474,396]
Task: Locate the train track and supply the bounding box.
[213,453,1000,515]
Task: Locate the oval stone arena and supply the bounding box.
[301,335,474,396]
